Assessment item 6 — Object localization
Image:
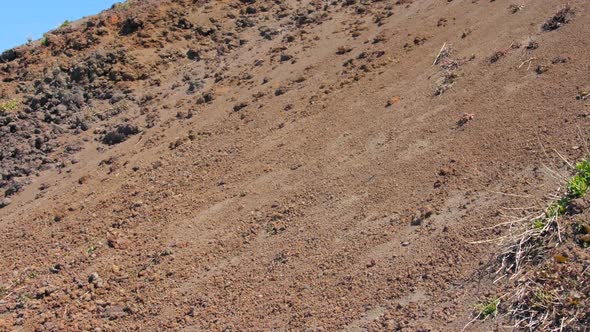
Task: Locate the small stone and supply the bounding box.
[0,198,11,208]
[49,264,62,274]
[103,305,128,320]
[386,96,401,107]
[411,206,433,226]
[35,287,50,299]
[88,272,103,288]
[233,102,248,112]
[401,241,410,247]
[279,54,293,62]
[107,236,129,250]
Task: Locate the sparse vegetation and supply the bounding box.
[463,297,501,331]
[567,160,590,198]
[490,158,590,275]
[475,298,500,319]
[531,288,556,309]
[531,218,546,230]
[60,20,70,28]
[474,157,590,330]
[0,99,20,114]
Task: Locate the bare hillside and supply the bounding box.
[1,0,590,331]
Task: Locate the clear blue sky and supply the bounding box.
[1,1,121,52]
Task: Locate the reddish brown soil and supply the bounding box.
[1,0,590,331]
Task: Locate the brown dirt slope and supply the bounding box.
[1,0,590,331]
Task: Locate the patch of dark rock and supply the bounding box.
[233,102,248,112]
[551,56,569,64]
[535,65,548,75]
[336,46,353,55]
[176,110,193,119]
[49,264,62,274]
[411,206,433,226]
[4,181,23,197]
[0,49,20,63]
[187,80,204,94]
[187,49,201,61]
[489,51,505,64]
[196,92,215,104]
[280,54,293,62]
[542,6,573,32]
[120,17,144,35]
[35,286,56,299]
[526,41,539,50]
[169,138,185,150]
[102,124,140,145]
[275,87,289,96]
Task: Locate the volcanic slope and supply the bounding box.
[1,0,590,331]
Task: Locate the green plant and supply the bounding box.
[87,245,97,254]
[0,99,19,114]
[473,158,590,330]
[60,20,70,28]
[568,160,590,197]
[575,159,590,175]
[475,298,500,319]
[568,175,589,198]
[532,218,546,230]
[546,198,569,218]
[41,36,50,46]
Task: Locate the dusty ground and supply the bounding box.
[1,0,589,331]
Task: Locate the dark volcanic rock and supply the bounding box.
[102,124,140,145]
[120,17,144,35]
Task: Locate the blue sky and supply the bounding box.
[1,1,121,52]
